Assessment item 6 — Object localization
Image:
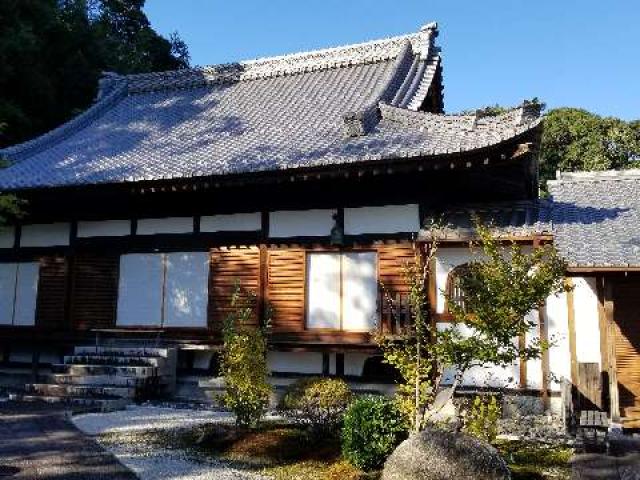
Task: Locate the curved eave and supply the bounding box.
[3,122,541,196]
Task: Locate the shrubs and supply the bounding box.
[281,377,353,436]
[220,284,272,428]
[342,396,408,471]
[463,395,501,443]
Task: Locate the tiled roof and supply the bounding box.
[0,23,541,191]
[548,170,640,268]
[418,201,551,241]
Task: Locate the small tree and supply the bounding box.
[375,234,437,432]
[376,221,566,432]
[219,282,272,429]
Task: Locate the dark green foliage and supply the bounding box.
[280,377,353,437]
[342,396,408,471]
[0,0,189,148]
[540,108,640,187]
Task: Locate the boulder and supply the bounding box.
[382,428,510,480]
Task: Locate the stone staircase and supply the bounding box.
[13,345,177,412]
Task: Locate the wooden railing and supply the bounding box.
[379,291,412,335]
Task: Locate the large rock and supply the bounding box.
[382,428,510,480]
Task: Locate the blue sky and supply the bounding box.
[145,1,639,120]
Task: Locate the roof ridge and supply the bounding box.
[99,23,438,95]
[549,169,640,184]
[379,101,541,132]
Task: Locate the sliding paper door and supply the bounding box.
[13,262,39,326]
[117,254,163,327]
[0,263,17,325]
[306,253,341,329]
[342,252,378,332]
[163,252,209,327]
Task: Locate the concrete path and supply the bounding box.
[0,401,137,479]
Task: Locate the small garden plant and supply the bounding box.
[463,394,501,443]
[342,396,408,471]
[280,377,353,437]
[219,282,272,429]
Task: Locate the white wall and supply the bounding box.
[0,227,15,249]
[137,217,193,235]
[77,220,131,238]
[200,212,261,232]
[269,209,336,237]
[344,353,371,377]
[21,223,70,247]
[267,351,323,374]
[573,276,601,366]
[437,323,520,388]
[344,204,419,235]
[545,290,571,391]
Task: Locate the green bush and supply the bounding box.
[220,284,272,429]
[342,396,408,471]
[463,394,501,443]
[280,377,353,436]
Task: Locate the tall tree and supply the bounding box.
[0,0,189,148]
[540,108,640,186]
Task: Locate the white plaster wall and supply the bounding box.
[573,276,601,366]
[526,309,543,390]
[137,217,193,235]
[0,227,15,249]
[77,220,131,238]
[344,204,419,235]
[437,323,520,388]
[344,353,371,377]
[21,223,70,247]
[200,212,261,232]
[267,351,323,374]
[269,209,336,238]
[545,290,571,391]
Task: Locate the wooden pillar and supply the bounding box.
[565,277,578,386]
[519,334,527,390]
[322,352,330,376]
[335,353,345,378]
[603,279,620,422]
[31,349,40,383]
[539,303,551,411]
[596,275,610,411]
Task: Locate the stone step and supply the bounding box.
[9,393,128,412]
[64,355,165,367]
[74,346,171,358]
[46,373,148,387]
[26,383,136,399]
[52,364,159,377]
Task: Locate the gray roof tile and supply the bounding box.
[0,23,540,191]
[548,171,640,268]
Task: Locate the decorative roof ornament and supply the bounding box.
[417,22,439,60]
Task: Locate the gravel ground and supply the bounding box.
[73,405,270,480]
